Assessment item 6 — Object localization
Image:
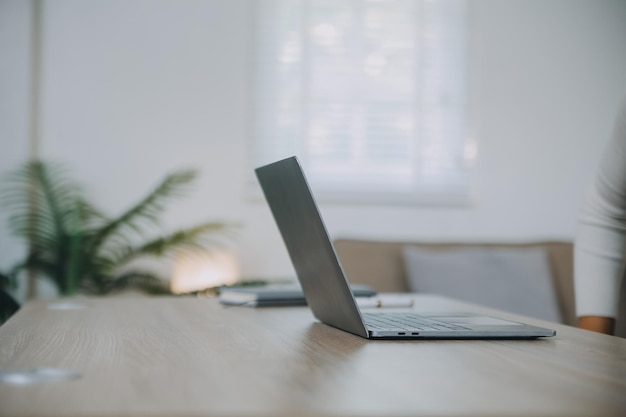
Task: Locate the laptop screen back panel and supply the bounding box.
[255,157,369,338]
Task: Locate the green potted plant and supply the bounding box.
[1,160,233,296]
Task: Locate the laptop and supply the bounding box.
[255,156,556,339]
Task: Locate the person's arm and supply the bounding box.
[574,99,626,335]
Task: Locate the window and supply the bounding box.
[250,0,474,204]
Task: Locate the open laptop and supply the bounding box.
[255,156,556,339]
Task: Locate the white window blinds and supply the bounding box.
[250,0,473,204]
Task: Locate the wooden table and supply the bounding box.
[0,294,625,417]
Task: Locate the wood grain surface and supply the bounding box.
[0,294,625,417]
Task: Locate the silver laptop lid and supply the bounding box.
[255,156,368,338]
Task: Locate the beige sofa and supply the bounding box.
[334,239,576,326]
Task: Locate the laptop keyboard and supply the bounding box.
[363,313,470,331]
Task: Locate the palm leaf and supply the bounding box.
[6,162,81,233]
[0,161,89,291]
[13,253,67,292]
[87,169,197,257]
[103,222,230,270]
[103,270,171,294]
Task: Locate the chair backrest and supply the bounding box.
[333,239,575,326]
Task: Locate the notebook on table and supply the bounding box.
[255,156,556,340]
[218,283,376,307]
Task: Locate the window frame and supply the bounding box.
[248,0,474,206]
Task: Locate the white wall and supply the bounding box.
[2,0,626,286]
[0,0,32,273]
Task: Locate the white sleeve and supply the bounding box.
[574,98,626,318]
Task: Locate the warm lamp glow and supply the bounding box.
[170,250,239,294]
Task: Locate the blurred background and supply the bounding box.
[2,0,626,300]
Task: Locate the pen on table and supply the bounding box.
[355,297,414,309]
